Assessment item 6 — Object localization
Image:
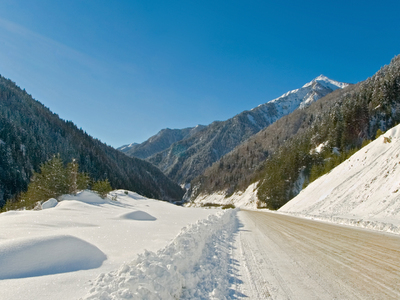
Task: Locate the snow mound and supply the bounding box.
[280,124,400,234]
[120,211,157,221]
[59,190,107,204]
[41,198,58,209]
[82,209,238,300]
[0,235,107,279]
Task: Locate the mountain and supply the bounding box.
[189,55,400,209]
[146,75,348,185]
[118,142,138,152]
[119,125,206,159]
[0,75,184,207]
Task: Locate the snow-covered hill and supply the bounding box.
[0,191,237,299]
[279,124,400,234]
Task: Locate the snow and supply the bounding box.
[0,190,226,300]
[0,235,106,280]
[41,198,58,209]
[82,208,238,299]
[188,182,260,209]
[251,75,348,125]
[247,114,257,126]
[280,124,400,235]
[302,74,349,89]
[311,141,328,154]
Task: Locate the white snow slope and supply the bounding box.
[0,190,237,300]
[188,182,260,209]
[280,124,400,234]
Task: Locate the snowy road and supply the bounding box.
[231,210,400,299]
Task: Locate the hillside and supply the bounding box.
[0,76,184,207]
[119,125,206,159]
[147,76,347,185]
[279,124,400,233]
[189,55,400,208]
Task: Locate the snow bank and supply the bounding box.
[280,124,400,235]
[0,235,106,279]
[82,209,238,300]
[189,182,259,209]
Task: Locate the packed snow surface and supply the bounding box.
[280,124,400,234]
[0,190,228,300]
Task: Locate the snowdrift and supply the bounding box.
[280,124,400,234]
[0,235,106,279]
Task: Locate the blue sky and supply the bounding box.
[0,1,399,147]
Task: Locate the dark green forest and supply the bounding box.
[190,55,400,209]
[0,76,184,208]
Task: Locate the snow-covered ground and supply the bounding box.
[0,190,237,300]
[280,124,400,235]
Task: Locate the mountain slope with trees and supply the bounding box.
[0,75,184,207]
[118,125,206,159]
[189,55,400,209]
[146,76,347,185]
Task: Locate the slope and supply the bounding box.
[147,76,347,185]
[279,124,400,231]
[0,75,184,206]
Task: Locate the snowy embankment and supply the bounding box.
[82,208,238,300]
[0,190,231,300]
[280,124,400,235]
[188,182,259,209]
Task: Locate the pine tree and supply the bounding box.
[92,179,112,199]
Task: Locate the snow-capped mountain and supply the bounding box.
[146,76,348,185]
[253,75,349,121]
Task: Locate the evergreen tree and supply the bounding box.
[92,179,112,199]
[2,155,93,211]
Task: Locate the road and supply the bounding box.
[230,210,400,299]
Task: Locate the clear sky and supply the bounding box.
[0,1,399,148]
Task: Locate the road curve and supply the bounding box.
[231,210,400,299]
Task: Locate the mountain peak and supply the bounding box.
[303,75,349,89]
